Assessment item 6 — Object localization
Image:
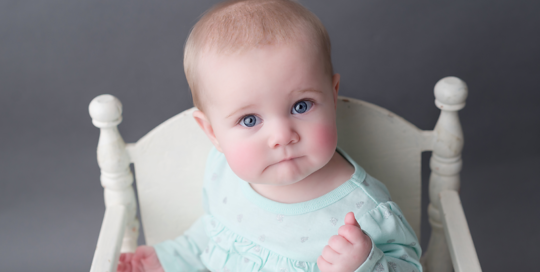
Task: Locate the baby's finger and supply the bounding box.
[117,261,131,272]
[327,234,353,254]
[141,254,163,270]
[338,224,365,244]
[120,253,133,263]
[344,212,361,228]
[321,245,340,263]
[317,255,332,272]
[133,245,153,262]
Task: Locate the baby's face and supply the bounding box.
[195,42,340,186]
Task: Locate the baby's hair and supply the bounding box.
[184,0,333,111]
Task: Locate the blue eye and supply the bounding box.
[291,100,313,114]
[240,115,260,127]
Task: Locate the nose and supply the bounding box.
[267,118,300,148]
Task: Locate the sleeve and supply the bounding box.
[353,202,423,272]
[153,214,210,272]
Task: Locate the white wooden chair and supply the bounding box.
[89,76,481,272]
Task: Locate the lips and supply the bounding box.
[275,156,304,166]
[263,156,302,172]
[278,157,296,163]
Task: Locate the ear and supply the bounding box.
[332,73,341,109]
[192,110,223,152]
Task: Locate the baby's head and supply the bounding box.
[188,0,341,187]
[185,0,334,111]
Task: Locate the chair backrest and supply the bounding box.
[128,96,429,245]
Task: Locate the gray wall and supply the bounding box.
[1,0,539,271]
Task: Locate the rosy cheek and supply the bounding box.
[223,141,262,182]
[312,122,338,151]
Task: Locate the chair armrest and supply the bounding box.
[439,190,482,272]
[90,205,129,272]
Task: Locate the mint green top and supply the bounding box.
[154,147,422,272]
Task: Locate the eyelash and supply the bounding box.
[237,99,315,128]
[291,99,314,114]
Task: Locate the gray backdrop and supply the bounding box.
[1,0,539,271]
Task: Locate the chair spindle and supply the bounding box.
[423,77,468,272]
[89,94,139,253]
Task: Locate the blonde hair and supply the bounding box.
[184,0,333,111]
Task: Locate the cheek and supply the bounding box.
[222,141,263,181]
[311,122,338,151]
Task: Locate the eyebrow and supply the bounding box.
[293,88,325,95]
[226,104,255,119]
[225,88,324,119]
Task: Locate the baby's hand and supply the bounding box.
[317,212,372,272]
[117,245,164,272]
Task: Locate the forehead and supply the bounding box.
[196,42,330,110]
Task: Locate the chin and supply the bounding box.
[247,169,308,186]
[273,167,316,186]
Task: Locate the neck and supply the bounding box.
[249,150,354,204]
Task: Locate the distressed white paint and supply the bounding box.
[440,190,482,272]
[421,77,476,272]
[90,205,127,272]
[89,77,480,272]
[89,95,139,272]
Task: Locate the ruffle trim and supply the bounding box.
[357,202,422,259]
[201,215,318,272]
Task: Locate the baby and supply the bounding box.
[118,0,422,271]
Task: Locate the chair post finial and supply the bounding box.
[89,94,139,253]
[423,77,468,272]
[434,76,468,112]
[89,94,123,128]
